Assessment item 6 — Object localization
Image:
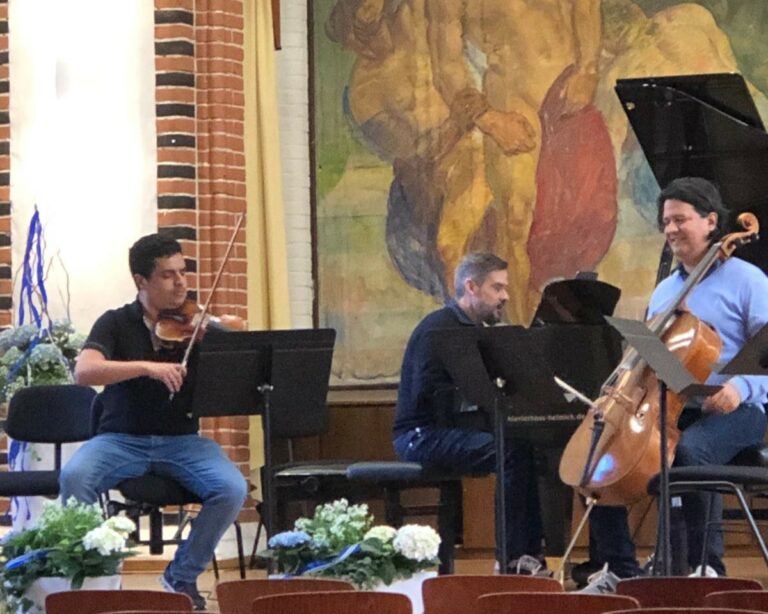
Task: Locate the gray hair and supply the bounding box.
[454,252,508,298]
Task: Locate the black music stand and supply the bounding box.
[532,278,620,326]
[605,316,721,576]
[716,323,768,376]
[429,325,571,572]
[191,328,336,539]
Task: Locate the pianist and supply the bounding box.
[392,252,547,574]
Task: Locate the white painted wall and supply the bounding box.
[9,0,157,332]
[275,0,314,328]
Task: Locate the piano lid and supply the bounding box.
[615,72,768,272]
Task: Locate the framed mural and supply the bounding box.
[311,0,768,386]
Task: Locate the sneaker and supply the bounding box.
[159,565,206,610]
[571,560,604,587]
[689,565,718,577]
[578,563,620,594]
[508,554,553,577]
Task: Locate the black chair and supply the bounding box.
[0,384,95,501]
[647,443,768,572]
[91,395,246,578]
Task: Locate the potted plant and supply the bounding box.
[0,497,136,613]
[262,499,440,613]
[0,320,87,529]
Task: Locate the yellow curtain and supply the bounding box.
[243,0,292,488]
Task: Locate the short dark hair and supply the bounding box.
[454,252,508,298]
[128,233,183,279]
[656,177,729,240]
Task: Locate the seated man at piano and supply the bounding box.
[59,233,248,611]
[393,252,546,574]
[581,177,768,592]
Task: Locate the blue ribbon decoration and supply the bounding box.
[295,543,362,576]
[18,207,49,329]
[6,207,51,525]
[3,548,50,571]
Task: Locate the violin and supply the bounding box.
[155,298,245,346]
[558,212,760,506]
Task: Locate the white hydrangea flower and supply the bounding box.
[364,525,397,543]
[82,527,126,556]
[104,515,136,535]
[393,524,441,562]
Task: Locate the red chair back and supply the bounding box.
[616,577,762,608]
[251,591,411,614]
[705,590,768,611]
[422,574,562,614]
[606,608,766,614]
[45,589,193,614]
[216,578,353,614]
[476,591,640,614]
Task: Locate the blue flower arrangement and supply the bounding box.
[0,319,85,404]
[262,499,440,589]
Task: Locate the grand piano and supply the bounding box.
[493,72,768,556]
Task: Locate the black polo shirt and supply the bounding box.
[84,299,199,435]
[392,300,477,437]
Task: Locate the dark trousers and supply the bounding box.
[590,403,766,577]
[394,426,543,560]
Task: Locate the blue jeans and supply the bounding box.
[590,403,767,577]
[60,433,248,583]
[394,426,543,560]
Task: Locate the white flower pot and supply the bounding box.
[371,570,436,614]
[20,574,122,613]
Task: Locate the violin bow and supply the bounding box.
[180,213,245,371]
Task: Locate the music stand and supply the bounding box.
[531,279,620,326]
[429,325,572,572]
[191,328,336,539]
[605,316,721,575]
[715,322,768,376]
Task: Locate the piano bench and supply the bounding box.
[347,461,474,575]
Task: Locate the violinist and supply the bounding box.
[59,233,247,611]
[580,177,768,593]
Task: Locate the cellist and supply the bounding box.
[579,177,768,592]
[59,234,247,611]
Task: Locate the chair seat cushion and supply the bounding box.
[648,465,768,494]
[0,471,60,497]
[346,461,465,483]
[118,474,200,506]
[274,462,352,478]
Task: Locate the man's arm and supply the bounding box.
[75,348,186,393]
[560,0,602,113]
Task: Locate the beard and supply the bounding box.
[480,302,505,326]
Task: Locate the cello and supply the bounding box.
[559,212,760,506]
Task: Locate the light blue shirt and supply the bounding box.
[647,257,768,406]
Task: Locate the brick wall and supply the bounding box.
[0,0,8,519]
[0,0,9,329]
[154,0,253,520]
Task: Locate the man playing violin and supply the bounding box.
[60,233,247,610]
[393,252,547,575]
[581,177,768,592]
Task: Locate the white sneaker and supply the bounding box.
[689,565,718,577]
[578,563,620,594]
